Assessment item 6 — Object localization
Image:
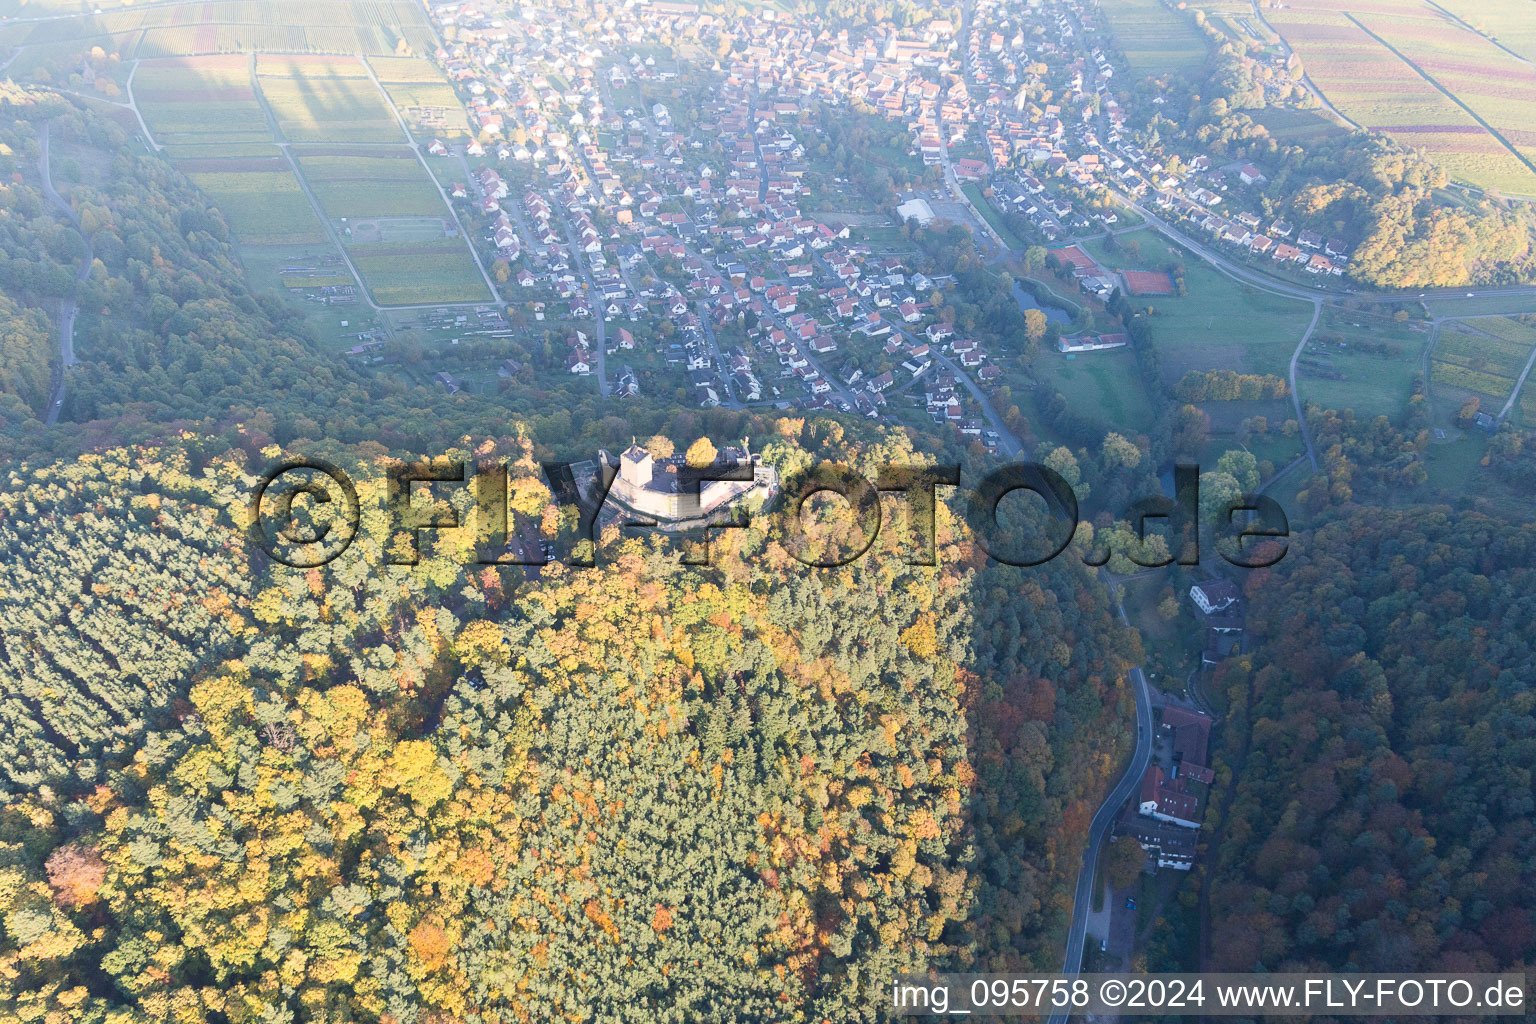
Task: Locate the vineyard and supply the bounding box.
[1431,316,1536,409]
[348,238,492,305]
[136,58,327,244]
[1098,0,1210,75]
[255,56,402,144]
[352,56,470,140]
[296,150,448,220]
[182,165,327,245]
[0,0,436,59]
[1259,0,1536,196]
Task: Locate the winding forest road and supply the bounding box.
[1046,601,1155,1024]
[38,120,92,426]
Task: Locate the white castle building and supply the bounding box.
[601,438,777,523]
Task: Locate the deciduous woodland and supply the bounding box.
[1206,508,1536,972]
[0,439,1139,1022]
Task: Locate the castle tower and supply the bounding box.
[620,440,653,489]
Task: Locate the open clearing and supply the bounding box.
[1093,229,1312,381]
[239,243,382,350]
[1039,347,1158,434]
[1296,306,1429,420]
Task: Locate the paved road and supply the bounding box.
[1118,190,1536,308]
[1288,300,1323,469]
[38,120,91,426]
[555,209,609,396]
[1047,603,1155,1024]
[48,62,163,152]
[694,298,743,408]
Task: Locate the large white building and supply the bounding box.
[896,197,935,227]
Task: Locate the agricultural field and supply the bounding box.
[0,0,436,57]
[295,148,446,219]
[1258,0,1536,196]
[1295,306,1430,420]
[348,238,492,305]
[255,54,401,143]
[1430,315,1536,416]
[255,56,399,142]
[1098,0,1210,76]
[135,57,326,244]
[1428,0,1536,65]
[135,56,271,152]
[178,157,327,245]
[1352,7,1536,187]
[371,57,471,138]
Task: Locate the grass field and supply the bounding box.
[256,54,401,143]
[1105,230,1313,384]
[1040,347,1159,433]
[1099,0,1211,76]
[961,183,1026,249]
[348,238,491,305]
[1253,0,1536,196]
[296,149,446,219]
[239,243,381,350]
[1296,308,1429,420]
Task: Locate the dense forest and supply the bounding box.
[1203,507,1536,972]
[0,423,1138,1022]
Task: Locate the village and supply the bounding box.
[378,0,1345,449]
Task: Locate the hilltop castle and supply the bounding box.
[600,438,777,523]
